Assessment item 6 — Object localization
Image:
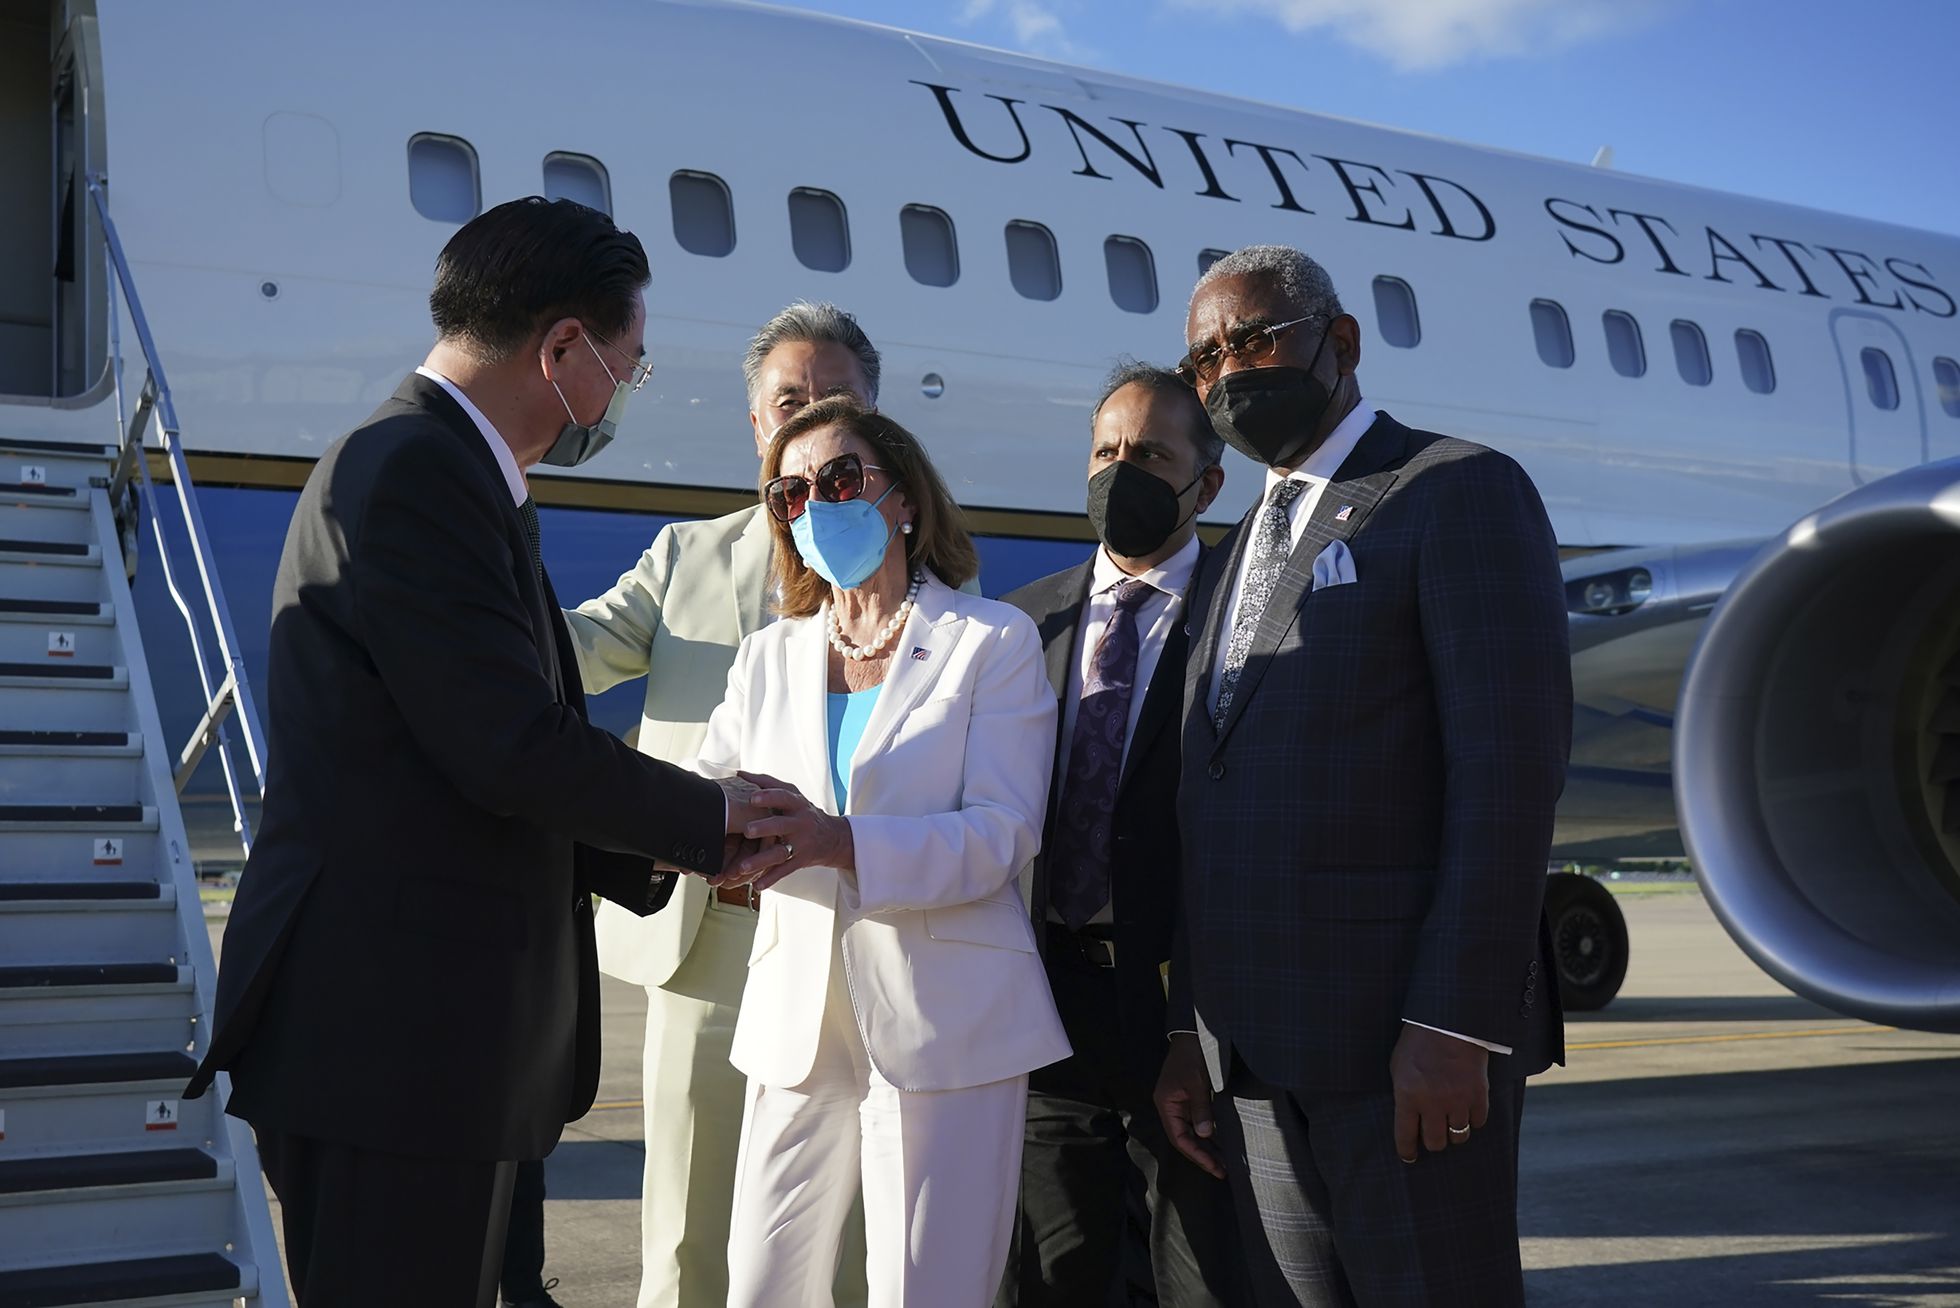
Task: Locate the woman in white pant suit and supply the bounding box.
[697,395,1069,1307]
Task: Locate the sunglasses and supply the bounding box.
[764,452,895,523]
[1175,314,1324,390]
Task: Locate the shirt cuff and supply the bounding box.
[1403,1019,1512,1056]
[1168,1030,1198,1040]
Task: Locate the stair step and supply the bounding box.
[0,676,133,735]
[0,964,180,992]
[0,806,146,825]
[0,1050,193,1093]
[0,1159,237,1283]
[0,599,107,620]
[0,1148,215,1199]
[0,662,116,681]
[0,743,145,808]
[0,882,159,903]
[0,732,133,749]
[0,438,116,457]
[1,483,80,499]
[0,540,95,560]
[0,1250,242,1308]
[0,887,177,967]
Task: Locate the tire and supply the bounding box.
[1544,872,1629,1012]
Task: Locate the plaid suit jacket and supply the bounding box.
[1169,412,1570,1094]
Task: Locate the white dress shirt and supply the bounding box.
[1196,399,1509,1056]
[416,365,527,507]
[1051,535,1200,926]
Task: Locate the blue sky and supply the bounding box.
[791,0,1959,238]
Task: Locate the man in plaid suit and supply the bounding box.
[1153,245,1570,1306]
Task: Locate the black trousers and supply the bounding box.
[998,943,1241,1308]
[256,1127,516,1307]
[500,1158,548,1301]
[1213,1056,1527,1308]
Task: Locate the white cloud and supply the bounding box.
[1169,0,1665,71]
[958,0,1083,58]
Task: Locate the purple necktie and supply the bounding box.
[1050,578,1153,930]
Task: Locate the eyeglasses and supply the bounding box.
[1175,314,1324,390]
[764,452,895,523]
[586,327,655,392]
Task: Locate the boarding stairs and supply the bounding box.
[0,177,285,1306]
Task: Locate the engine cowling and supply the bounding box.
[1675,459,1960,1032]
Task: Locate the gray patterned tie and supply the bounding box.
[518,495,545,586]
[1212,478,1307,731]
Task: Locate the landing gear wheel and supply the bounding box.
[1545,872,1629,1012]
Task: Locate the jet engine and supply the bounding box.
[1675,458,1960,1032]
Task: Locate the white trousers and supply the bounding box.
[725,947,1028,1308]
[638,898,868,1308]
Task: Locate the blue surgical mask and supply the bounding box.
[543,335,629,468]
[791,483,900,590]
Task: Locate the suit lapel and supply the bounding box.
[847,577,967,794]
[1026,561,1093,931]
[786,612,836,815]
[1119,605,1189,797]
[1210,418,1408,750]
[730,504,774,639]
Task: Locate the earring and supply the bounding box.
[901,521,914,535]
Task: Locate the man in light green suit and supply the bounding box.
[565,303,880,1308]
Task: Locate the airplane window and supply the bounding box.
[1735,329,1776,395]
[788,188,851,273]
[1602,310,1645,378]
[671,171,735,258]
[1198,248,1230,276]
[1006,220,1062,302]
[1671,320,1712,386]
[1936,357,1960,418]
[1105,236,1158,314]
[1373,276,1420,349]
[407,134,479,224]
[900,205,959,287]
[543,153,611,215]
[1530,299,1574,369]
[1861,347,1900,411]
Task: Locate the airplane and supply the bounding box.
[3,0,1956,1026]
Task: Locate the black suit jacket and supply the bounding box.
[1006,551,1193,1083]
[184,375,724,1162]
[1169,412,1570,1095]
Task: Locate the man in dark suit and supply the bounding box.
[184,198,772,1307]
[1153,245,1570,1307]
[999,363,1239,1308]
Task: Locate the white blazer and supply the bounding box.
[696,572,1071,1092]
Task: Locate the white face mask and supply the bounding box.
[542,334,629,467]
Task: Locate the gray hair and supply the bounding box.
[1189,245,1343,322]
[1091,358,1224,470]
[742,301,881,406]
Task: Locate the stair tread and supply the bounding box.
[0,1049,194,1090]
[0,662,116,680]
[0,438,115,457]
[0,882,161,902]
[0,1251,239,1307]
[0,731,133,748]
[2,483,80,498]
[0,540,91,557]
[0,806,145,822]
[0,599,104,616]
[0,963,178,989]
[0,1147,216,1197]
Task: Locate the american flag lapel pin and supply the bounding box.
[910,646,931,661]
[1334,504,1354,523]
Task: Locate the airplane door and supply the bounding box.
[50,16,106,399]
[1832,310,1925,484]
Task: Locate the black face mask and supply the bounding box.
[1203,329,1338,468]
[1086,460,1202,559]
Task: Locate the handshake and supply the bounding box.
[663,772,856,893]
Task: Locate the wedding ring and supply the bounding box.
[1448,1124,1471,1137]
[783,843,794,858]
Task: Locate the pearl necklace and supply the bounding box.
[827,572,922,662]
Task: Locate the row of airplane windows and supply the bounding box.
[407,137,1960,419]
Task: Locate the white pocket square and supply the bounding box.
[1311,539,1358,591]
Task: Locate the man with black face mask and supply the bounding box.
[997,362,1240,1308]
[1152,245,1570,1307]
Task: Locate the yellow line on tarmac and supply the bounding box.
[1568,1024,1895,1051]
[586,1027,1902,1111]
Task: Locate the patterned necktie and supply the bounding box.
[1049,578,1154,930]
[1212,478,1307,731]
[517,495,545,586]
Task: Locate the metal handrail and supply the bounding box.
[87,172,267,855]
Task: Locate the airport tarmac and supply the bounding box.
[208,885,1960,1305]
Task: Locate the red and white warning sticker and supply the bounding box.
[93,838,123,866]
[0,1107,7,1141]
[20,465,46,486]
[48,631,76,658]
[145,1100,178,1132]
